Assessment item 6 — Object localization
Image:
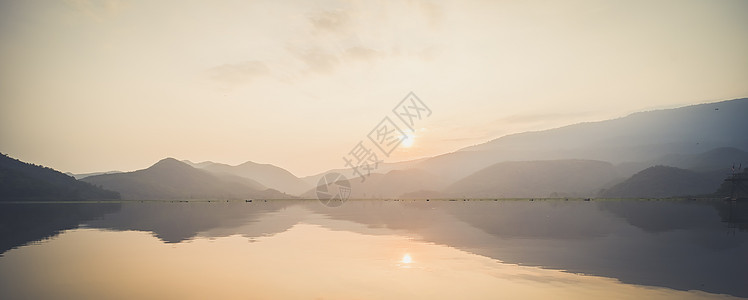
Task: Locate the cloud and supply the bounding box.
[288,47,340,75]
[277,2,447,78]
[206,61,270,86]
[308,10,350,33]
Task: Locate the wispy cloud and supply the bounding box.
[287,47,340,75]
[280,3,445,76]
[308,10,350,34]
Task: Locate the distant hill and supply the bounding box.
[655,147,748,172]
[615,147,748,177]
[300,158,430,187]
[67,171,123,180]
[186,160,310,196]
[444,159,620,198]
[301,168,447,199]
[83,158,289,200]
[407,98,748,183]
[601,166,725,198]
[0,153,120,201]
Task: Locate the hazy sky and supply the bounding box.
[1,0,747,177]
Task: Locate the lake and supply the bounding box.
[0,199,746,299]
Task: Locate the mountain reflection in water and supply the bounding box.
[0,199,746,299]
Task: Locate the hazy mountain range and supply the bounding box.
[600,166,725,198]
[407,98,747,183]
[66,171,122,180]
[2,98,747,200]
[296,98,747,199]
[82,158,290,200]
[444,159,619,198]
[183,160,311,195]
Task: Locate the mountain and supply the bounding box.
[300,158,430,187]
[407,98,748,183]
[655,147,748,172]
[181,160,216,169]
[463,98,748,157]
[444,159,621,198]
[601,166,724,198]
[0,153,120,201]
[83,158,289,200]
[615,147,748,177]
[185,160,311,196]
[301,168,447,199]
[67,171,123,180]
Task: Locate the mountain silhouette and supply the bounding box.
[0,153,120,201]
[653,147,748,172]
[616,147,748,177]
[67,170,123,180]
[403,98,748,183]
[444,159,620,198]
[185,160,310,196]
[300,158,430,187]
[301,168,447,199]
[83,158,288,200]
[14,97,744,200]
[601,166,725,198]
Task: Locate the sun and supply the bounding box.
[401,132,415,148]
[401,253,412,264]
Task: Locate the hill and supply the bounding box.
[301,168,447,199]
[444,159,620,198]
[186,160,310,196]
[83,158,289,200]
[615,147,748,177]
[601,166,725,198]
[407,98,748,183]
[67,171,123,180]
[0,153,120,201]
[655,147,748,172]
[300,158,430,187]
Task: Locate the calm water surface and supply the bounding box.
[0,199,746,299]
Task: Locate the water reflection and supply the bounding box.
[0,203,120,255]
[0,200,746,298]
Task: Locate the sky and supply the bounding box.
[1,0,747,177]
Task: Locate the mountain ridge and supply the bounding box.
[185,160,310,195]
[601,166,725,198]
[0,153,120,201]
[83,158,288,200]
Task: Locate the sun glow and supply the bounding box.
[401,253,412,264]
[401,132,415,148]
